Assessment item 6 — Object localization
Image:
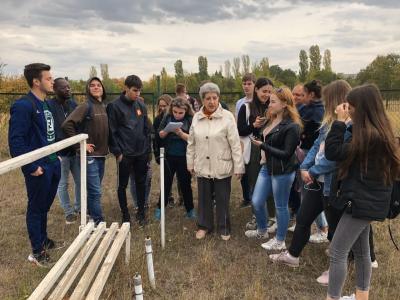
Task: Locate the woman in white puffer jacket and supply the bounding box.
[187,82,244,241]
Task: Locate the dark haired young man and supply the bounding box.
[107,75,151,226]
[48,78,80,224]
[8,63,60,267]
[176,83,201,112]
[235,73,256,208]
[62,77,109,225]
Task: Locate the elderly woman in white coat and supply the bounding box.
[187,82,245,241]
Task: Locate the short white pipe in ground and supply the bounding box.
[134,273,144,300]
[145,236,156,289]
[160,147,165,249]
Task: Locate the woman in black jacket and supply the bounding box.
[324,84,400,300]
[245,87,302,251]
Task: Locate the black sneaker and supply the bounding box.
[122,210,131,223]
[65,213,77,224]
[239,201,251,208]
[28,251,51,267]
[43,238,65,251]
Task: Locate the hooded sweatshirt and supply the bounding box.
[62,77,109,156]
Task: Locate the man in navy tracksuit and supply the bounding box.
[8,63,61,267]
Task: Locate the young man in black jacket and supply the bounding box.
[48,78,80,224]
[107,75,151,226]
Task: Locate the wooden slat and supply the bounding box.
[48,222,106,300]
[86,223,130,300]
[70,223,119,300]
[27,222,94,300]
[0,134,88,175]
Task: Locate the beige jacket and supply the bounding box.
[186,105,245,179]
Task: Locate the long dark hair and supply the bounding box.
[250,77,274,117]
[339,84,400,184]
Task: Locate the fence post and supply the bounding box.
[80,139,87,228]
[160,147,165,249]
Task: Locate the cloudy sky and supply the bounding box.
[1,0,399,81]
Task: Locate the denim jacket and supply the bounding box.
[300,124,352,196]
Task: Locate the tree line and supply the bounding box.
[0,46,400,107]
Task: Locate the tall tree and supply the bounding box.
[259,57,270,77]
[298,50,309,82]
[232,57,241,79]
[174,59,184,83]
[198,56,209,81]
[309,45,322,74]
[241,54,250,74]
[323,49,332,72]
[100,63,109,80]
[224,60,232,78]
[356,53,400,89]
[89,66,97,78]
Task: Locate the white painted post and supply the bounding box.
[125,230,131,265]
[80,139,87,228]
[145,237,156,289]
[134,273,144,300]
[160,147,165,249]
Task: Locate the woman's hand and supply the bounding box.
[159,130,168,139]
[253,116,266,128]
[188,168,195,176]
[300,170,313,185]
[335,103,350,123]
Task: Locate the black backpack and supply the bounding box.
[77,101,93,134]
[388,180,400,219]
[388,180,400,250]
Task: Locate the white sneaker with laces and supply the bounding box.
[245,229,269,239]
[339,294,355,300]
[267,222,277,234]
[245,217,257,230]
[288,223,296,232]
[309,231,328,243]
[269,251,299,267]
[261,237,286,251]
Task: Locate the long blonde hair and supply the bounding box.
[266,86,303,129]
[320,80,352,131]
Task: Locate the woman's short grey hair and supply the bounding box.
[199,82,220,100]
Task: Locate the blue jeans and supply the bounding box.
[57,155,81,216]
[252,165,295,241]
[86,157,105,223]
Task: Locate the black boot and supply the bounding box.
[121,209,131,223]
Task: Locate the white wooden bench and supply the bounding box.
[0,134,131,300]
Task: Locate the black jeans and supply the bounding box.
[117,154,148,217]
[157,155,193,212]
[289,181,327,257]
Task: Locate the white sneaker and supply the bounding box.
[245,229,269,239]
[309,231,328,243]
[371,260,378,269]
[339,294,355,300]
[269,251,299,267]
[261,237,286,251]
[267,222,277,234]
[316,270,329,286]
[288,223,296,232]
